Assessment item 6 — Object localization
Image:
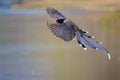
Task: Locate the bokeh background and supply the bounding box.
[0,0,120,80]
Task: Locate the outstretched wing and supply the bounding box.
[47,22,75,41]
[46,7,66,19]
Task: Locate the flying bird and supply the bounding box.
[46,7,111,59]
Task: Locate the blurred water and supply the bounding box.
[0,8,120,80]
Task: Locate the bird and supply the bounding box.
[46,7,111,59]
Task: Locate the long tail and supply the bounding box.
[75,31,87,50]
[75,30,111,60]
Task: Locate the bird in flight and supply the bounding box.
[46,7,111,59]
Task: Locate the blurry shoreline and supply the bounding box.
[10,0,120,11]
[0,1,120,80]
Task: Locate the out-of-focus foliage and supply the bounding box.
[99,10,120,34]
[11,0,120,9]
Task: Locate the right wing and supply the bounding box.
[46,7,66,19]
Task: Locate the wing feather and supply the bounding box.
[46,7,66,19]
[47,23,75,41]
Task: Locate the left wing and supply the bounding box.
[46,7,66,19]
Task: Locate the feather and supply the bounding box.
[75,31,87,50]
[47,22,75,41]
[46,7,66,19]
[80,34,111,59]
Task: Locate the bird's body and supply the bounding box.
[46,7,111,59]
[47,21,75,41]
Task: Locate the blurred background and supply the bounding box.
[0,0,120,80]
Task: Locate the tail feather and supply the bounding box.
[75,30,111,59]
[78,40,87,50]
[81,34,111,59]
[84,33,94,38]
[75,31,87,50]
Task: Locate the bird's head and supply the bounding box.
[56,19,65,24]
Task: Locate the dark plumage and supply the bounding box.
[46,7,111,59]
